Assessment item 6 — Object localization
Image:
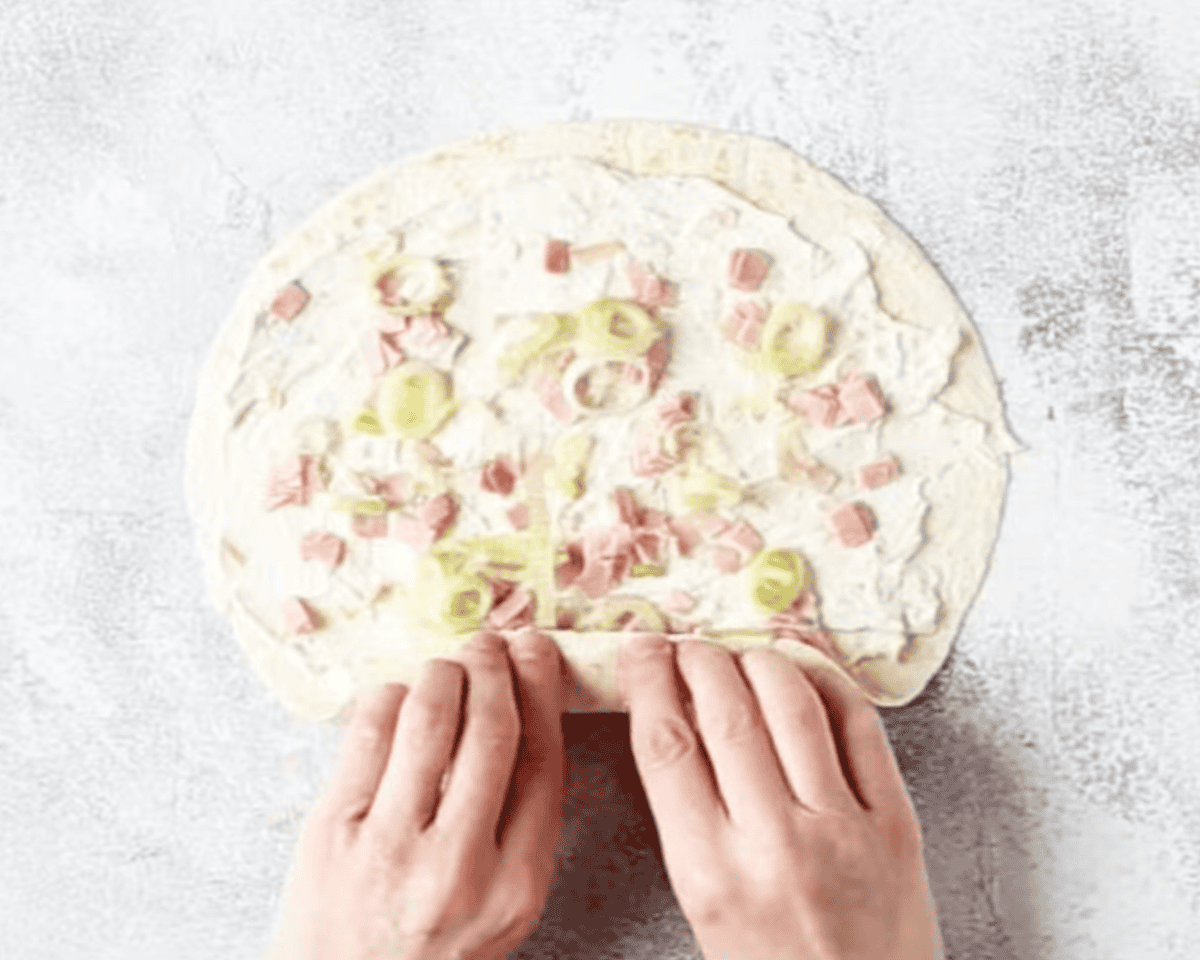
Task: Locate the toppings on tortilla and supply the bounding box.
[373,255,452,315]
[627,260,678,309]
[728,249,771,292]
[435,571,492,632]
[352,408,385,435]
[266,455,323,510]
[351,512,389,539]
[760,302,831,377]
[299,531,345,568]
[544,239,571,273]
[282,597,320,635]
[361,329,405,377]
[830,502,877,548]
[480,456,517,496]
[371,473,411,508]
[644,336,671,393]
[787,373,889,428]
[663,591,695,613]
[393,494,459,551]
[723,301,766,350]
[549,433,593,499]
[578,597,667,632]
[376,362,457,439]
[269,282,310,322]
[507,503,530,530]
[857,455,900,489]
[747,548,812,614]
[500,313,576,379]
[710,520,764,573]
[487,585,536,629]
[676,459,741,512]
[577,298,660,356]
[530,370,574,423]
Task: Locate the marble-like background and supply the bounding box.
[2,1,1198,957]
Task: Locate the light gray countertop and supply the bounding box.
[2,1,1198,957]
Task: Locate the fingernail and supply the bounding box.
[623,633,670,659]
[506,628,552,659]
[470,630,505,653]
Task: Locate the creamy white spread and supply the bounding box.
[216,158,990,670]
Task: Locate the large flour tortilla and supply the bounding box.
[186,121,1016,719]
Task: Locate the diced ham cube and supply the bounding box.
[398,314,451,350]
[667,516,702,557]
[721,520,763,555]
[830,502,877,548]
[710,544,744,573]
[549,348,576,373]
[270,282,310,322]
[807,464,839,493]
[417,494,458,541]
[488,586,536,629]
[392,514,436,552]
[663,591,695,613]
[555,542,584,589]
[612,487,648,528]
[728,249,771,292]
[361,329,405,377]
[372,473,411,508]
[480,456,517,496]
[788,385,842,429]
[266,456,322,510]
[299,531,345,568]
[723,301,766,350]
[544,239,571,273]
[574,527,634,599]
[836,374,888,426]
[415,441,452,468]
[644,336,672,394]
[691,512,731,537]
[282,597,320,635]
[376,271,404,308]
[656,392,696,430]
[351,513,389,539]
[531,372,573,423]
[632,429,675,477]
[628,260,678,309]
[507,503,530,531]
[857,456,899,490]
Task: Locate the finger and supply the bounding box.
[435,632,522,845]
[616,634,725,844]
[319,684,407,821]
[495,629,565,867]
[369,658,466,835]
[800,660,913,814]
[738,648,860,813]
[674,640,794,827]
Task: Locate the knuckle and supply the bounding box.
[506,629,558,665]
[403,693,460,740]
[879,804,924,859]
[636,714,697,770]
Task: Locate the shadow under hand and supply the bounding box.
[885,649,1046,960]
[513,713,702,960]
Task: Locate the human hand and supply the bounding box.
[618,635,944,960]
[266,629,565,960]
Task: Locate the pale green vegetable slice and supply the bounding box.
[747,548,813,615]
[377,362,457,439]
[577,299,659,356]
[436,571,492,632]
[678,461,741,512]
[352,409,384,435]
[463,534,535,576]
[332,496,388,514]
[760,303,831,377]
[578,597,666,631]
[548,433,593,499]
[631,562,667,578]
[500,313,576,378]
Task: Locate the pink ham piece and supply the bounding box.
[398,314,451,350]
[266,456,322,510]
[480,456,517,496]
[372,473,411,508]
[375,271,404,308]
[830,502,877,548]
[573,526,634,599]
[549,348,576,373]
[663,591,695,613]
[530,372,573,423]
[270,282,310,321]
[392,514,436,552]
[507,503,530,530]
[417,494,458,540]
[352,513,388,539]
[728,249,771,292]
[644,336,672,394]
[282,597,320,635]
[711,520,763,571]
[788,384,842,429]
[555,541,585,589]
[361,330,405,377]
[723,301,766,350]
[628,260,678,309]
[488,586,535,629]
[300,531,345,568]
[836,374,888,426]
[631,428,675,477]
[667,516,702,557]
[656,392,695,430]
[769,617,838,660]
[544,239,571,274]
[414,441,452,469]
[807,464,839,493]
[857,455,899,490]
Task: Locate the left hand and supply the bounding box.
[266,629,566,960]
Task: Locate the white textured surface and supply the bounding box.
[1,1,1198,958]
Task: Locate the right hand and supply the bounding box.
[617,635,945,960]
